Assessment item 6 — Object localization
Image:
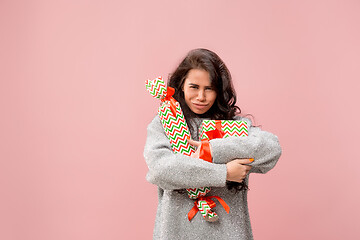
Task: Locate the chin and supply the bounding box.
[190,108,210,115]
[194,111,206,115]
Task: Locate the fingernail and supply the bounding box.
[250,158,254,162]
[187,136,190,140]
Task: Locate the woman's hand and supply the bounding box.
[187,138,201,158]
[226,159,253,183]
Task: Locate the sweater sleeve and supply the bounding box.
[209,117,282,174]
[143,115,228,190]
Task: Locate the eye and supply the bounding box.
[205,87,214,91]
[190,85,198,89]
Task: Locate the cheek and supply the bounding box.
[210,93,217,103]
[184,88,196,99]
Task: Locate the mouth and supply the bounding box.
[192,103,208,109]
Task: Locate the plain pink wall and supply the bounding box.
[1,0,359,239]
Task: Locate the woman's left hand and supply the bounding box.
[188,138,212,159]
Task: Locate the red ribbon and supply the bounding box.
[199,120,225,162]
[160,86,177,117]
[204,120,225,139]
[199,139,212,163]
[188,196,230,221]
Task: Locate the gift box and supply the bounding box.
[199,120,249,140]
[145,76,195,156]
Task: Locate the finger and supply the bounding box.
[191,151,199,158]
[234,158,254,165]
[190,145,200,157]
[187,138,201,147]
[244,165,252,170]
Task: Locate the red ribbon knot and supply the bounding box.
[187,195,230,221]
[161,86,177,117]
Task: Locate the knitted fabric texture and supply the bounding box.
[144,115,282,240]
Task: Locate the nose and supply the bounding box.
[196,90,205,101]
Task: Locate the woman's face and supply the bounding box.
[182,69,217,115]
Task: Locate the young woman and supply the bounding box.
[144,48,282,239]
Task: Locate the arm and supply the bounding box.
[143,116,228,190]
[209,117,282,174]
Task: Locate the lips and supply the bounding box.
[192,103,208,109]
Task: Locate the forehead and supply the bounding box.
[185,69,211,86]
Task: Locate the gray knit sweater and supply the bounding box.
[143,115,282,240]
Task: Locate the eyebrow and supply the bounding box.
[188,83,213,88]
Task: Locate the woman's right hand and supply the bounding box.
[226,159,254,183]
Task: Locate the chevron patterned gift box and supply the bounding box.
[145,76,195,155]
[199,120,249,140]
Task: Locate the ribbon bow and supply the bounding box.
[188,196,230,221]
[160,86,177,117]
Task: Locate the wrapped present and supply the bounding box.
[145,76,228,222]
[200,120,249,140]
[145,76,195,156]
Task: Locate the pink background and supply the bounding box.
[1,0,359,239]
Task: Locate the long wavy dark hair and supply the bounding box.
[168,48,248,194]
